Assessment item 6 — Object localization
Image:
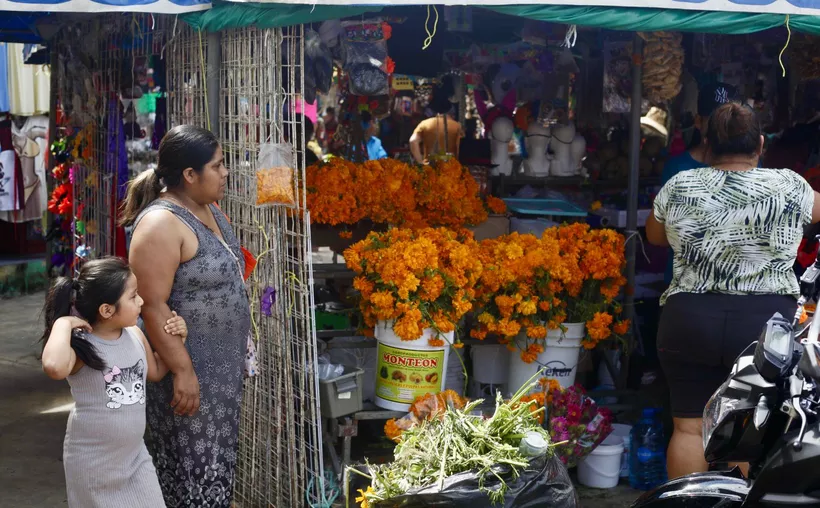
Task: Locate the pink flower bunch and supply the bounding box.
[548,385,614,467]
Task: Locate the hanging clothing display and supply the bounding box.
[0,117,20,212]
[0,43,10,114]
[0,115,48,222]
[7,43,49,117]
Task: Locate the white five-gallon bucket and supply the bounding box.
[577,434,625,489]
[471,344,509,384]
[507,323,585,394]
[611,423,632,478]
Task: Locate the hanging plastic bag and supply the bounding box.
[255,143,296,206]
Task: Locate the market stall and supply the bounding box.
[36,0,820,505]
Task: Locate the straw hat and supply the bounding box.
[641,107,668,138]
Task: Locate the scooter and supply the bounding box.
[632,255,820,507]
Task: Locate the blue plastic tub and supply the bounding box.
[502,198,587,218]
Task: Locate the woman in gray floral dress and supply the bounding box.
[122,125,251,507]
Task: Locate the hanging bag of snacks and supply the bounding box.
[255,143,296,207]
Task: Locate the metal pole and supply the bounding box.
[620,33,643,389]
[206,31,221,135]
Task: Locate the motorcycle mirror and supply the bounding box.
[799,341,820,382]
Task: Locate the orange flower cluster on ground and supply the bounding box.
[384,390,467,442]
[471,224,631,362]
[307,157,504,228]
[345,228,482,344]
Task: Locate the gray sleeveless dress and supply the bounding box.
[63,328,165,508]
[135,200,251,508]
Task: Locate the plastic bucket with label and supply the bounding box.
[507,323,585,393]
[374,321,451,411]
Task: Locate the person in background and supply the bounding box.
[322,107,339,153]
[459,118,491,166]
[410,91,462,164]
[362,112,387,161]
[660,83,738,286]
[647,103,820,479]
[285,114,321,166]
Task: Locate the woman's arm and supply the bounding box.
[42,317,91,380]
[646,213,669,247]
[812,191,820,224]
[129,210,200,416]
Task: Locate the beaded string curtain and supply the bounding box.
[55,14,169,273]
[167,25,324,506]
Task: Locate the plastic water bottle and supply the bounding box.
[629,408,667,490]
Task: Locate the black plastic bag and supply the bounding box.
[347,453,579,507]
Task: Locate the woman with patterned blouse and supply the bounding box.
[647,103,820,479]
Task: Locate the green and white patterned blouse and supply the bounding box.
[654,167,814,305]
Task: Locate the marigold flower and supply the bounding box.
[613,320,630,335]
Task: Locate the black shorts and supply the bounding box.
[657,293,796,418]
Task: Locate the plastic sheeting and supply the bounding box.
[347,454,579,508]
[182,3,381,32]
[487,5,820,35]
[182,2,820,35]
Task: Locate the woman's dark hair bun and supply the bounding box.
[705,102,762,158]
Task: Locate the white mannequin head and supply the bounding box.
[490,117,514,176]
[491,116,514,144]
[550,122,581,177]
[523,123,551,177]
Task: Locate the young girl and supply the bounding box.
[41,257,187,507]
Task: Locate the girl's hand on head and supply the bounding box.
[56,316,92,334]
[164,311,188,343]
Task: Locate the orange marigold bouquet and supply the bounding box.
[470,225,630,362]
[540,223,631,350]
[469,233,562,349]
[344,227,483,345]
[307,157,502,229]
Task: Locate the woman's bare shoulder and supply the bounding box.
[131,208,187,243]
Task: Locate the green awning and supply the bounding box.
[486,5,819,35]
[182,2,382,32]
[182,2,820,36]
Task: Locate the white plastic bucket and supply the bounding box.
[577,434,625,489]
[611,423,632,478]
[471,344,510,384]
[374,321,451,411]
[507,323,585,394]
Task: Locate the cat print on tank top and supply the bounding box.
[103,359,146,409]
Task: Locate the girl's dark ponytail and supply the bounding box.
[41,276,106,371]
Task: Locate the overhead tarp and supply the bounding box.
[486,5,820,35]
[0,14,46,42]
[184,2,820,35]
[0,0,208,13]
[182,2,380,31]
[232,0,820,16]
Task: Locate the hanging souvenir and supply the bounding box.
[341,21,391,97]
